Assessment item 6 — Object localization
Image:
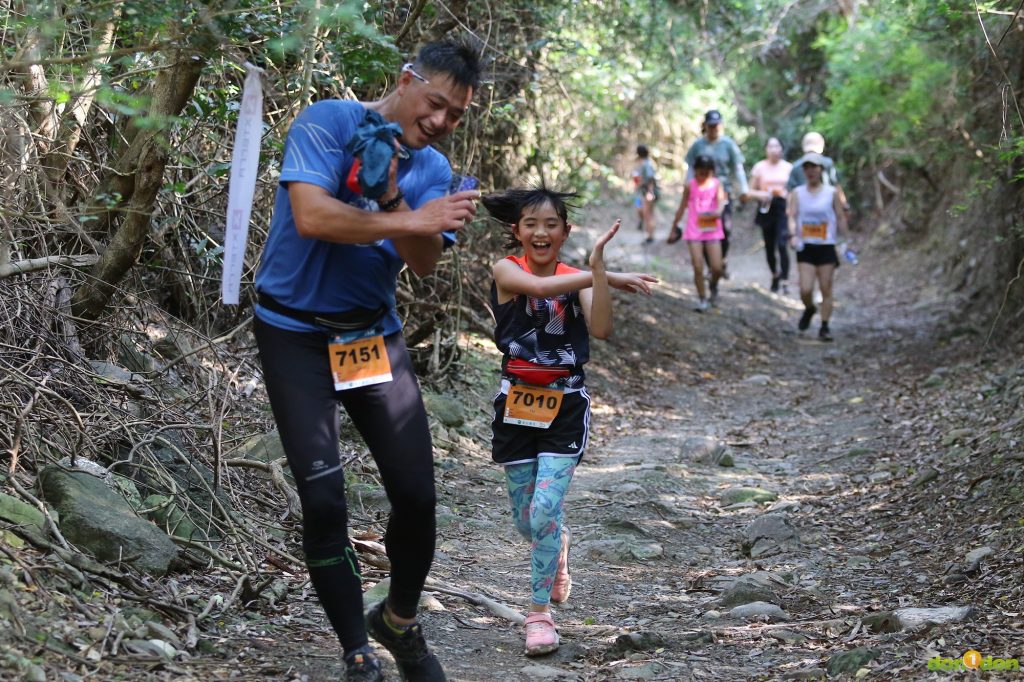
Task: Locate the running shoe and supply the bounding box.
[819,324,833,342]
[345,647,384,682]
[781,281,789,295]
[667,225,683,244]
[524,612,560,656]
[550,526,572,603]
[694,298,710,313]
[798,304,817,331]
[365,601,446,681]
[770,276,780,293]
[644,236,654,244]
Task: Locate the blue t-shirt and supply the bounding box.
[255,99,454,334]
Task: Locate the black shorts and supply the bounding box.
[491,384,591,465]
[796,243,839,267]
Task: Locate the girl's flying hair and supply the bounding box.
[481,187,579,249]
[693,154,716,173]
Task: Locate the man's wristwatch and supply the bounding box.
[378,190,404,212]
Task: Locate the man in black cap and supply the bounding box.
[683,110,749,281]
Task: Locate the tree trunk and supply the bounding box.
[71,49,205,320]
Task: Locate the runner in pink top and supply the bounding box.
[669,154,727,311]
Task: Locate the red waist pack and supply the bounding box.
[505,359,570,386]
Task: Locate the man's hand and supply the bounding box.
[411,190,479,236]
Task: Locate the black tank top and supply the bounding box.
[491,255,589,388]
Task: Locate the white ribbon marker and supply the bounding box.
[221,62,264,305]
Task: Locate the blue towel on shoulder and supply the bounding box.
[344,109,404,199]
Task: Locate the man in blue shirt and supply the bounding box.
[253,40,481,682]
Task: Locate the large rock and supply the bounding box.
[743,514,800,558]
[0,493,48,540]
[38,466,178,576]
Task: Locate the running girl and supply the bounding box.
[787,153,850,341]
[669,154,727,311]
[482,187,655,657]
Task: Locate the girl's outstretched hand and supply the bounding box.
[590,219,621,268]
[608,272,658,294]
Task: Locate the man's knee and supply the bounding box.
[388,481,436,518]
[299,473,350,549]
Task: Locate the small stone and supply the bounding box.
[911,467,940,487]
[420,594,446,611]
[783,668,827,680]
[827,647,880,676]
[678,630,715,648]
[862,612,900,634]
[25,665,47,682]
[719,576,780,608]
[145,621,182,649]
[742,374,772,385]
[611,631,666,653]
[942,428,973,446]
[728,601,789,622]
[422,393,465,428]
[766,629,808,644]
[681,436,732,466]
[629,542,664,561]
[520,663,570,679]
[720,487,778,505]
[893,606,974,630]
[964,546,993,573]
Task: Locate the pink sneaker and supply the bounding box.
[550,526,572,604]
[524,611,559,656]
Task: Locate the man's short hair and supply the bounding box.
[414,38,482,91]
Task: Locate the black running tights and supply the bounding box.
[759,197,790,280]
[255,318,436,654]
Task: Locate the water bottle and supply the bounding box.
[841,243,858,265]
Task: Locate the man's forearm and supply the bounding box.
[392,234,445,277]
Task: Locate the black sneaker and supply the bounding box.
[345,647,384,682]
[819,324,833,342]
[770,276,780,293]
[798,304,817,331]
[366,601,446,681]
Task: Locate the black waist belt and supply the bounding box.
[257,292,388,333]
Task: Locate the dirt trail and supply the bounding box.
[192,202,1021,681]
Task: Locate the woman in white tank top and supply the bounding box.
[787,153,849,341]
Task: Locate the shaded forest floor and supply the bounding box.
[3,201,1023,681]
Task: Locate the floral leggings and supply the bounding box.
[504,456,578,605]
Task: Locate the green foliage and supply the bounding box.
[813,4,962,168]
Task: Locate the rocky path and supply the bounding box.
[177,204,1022,681]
